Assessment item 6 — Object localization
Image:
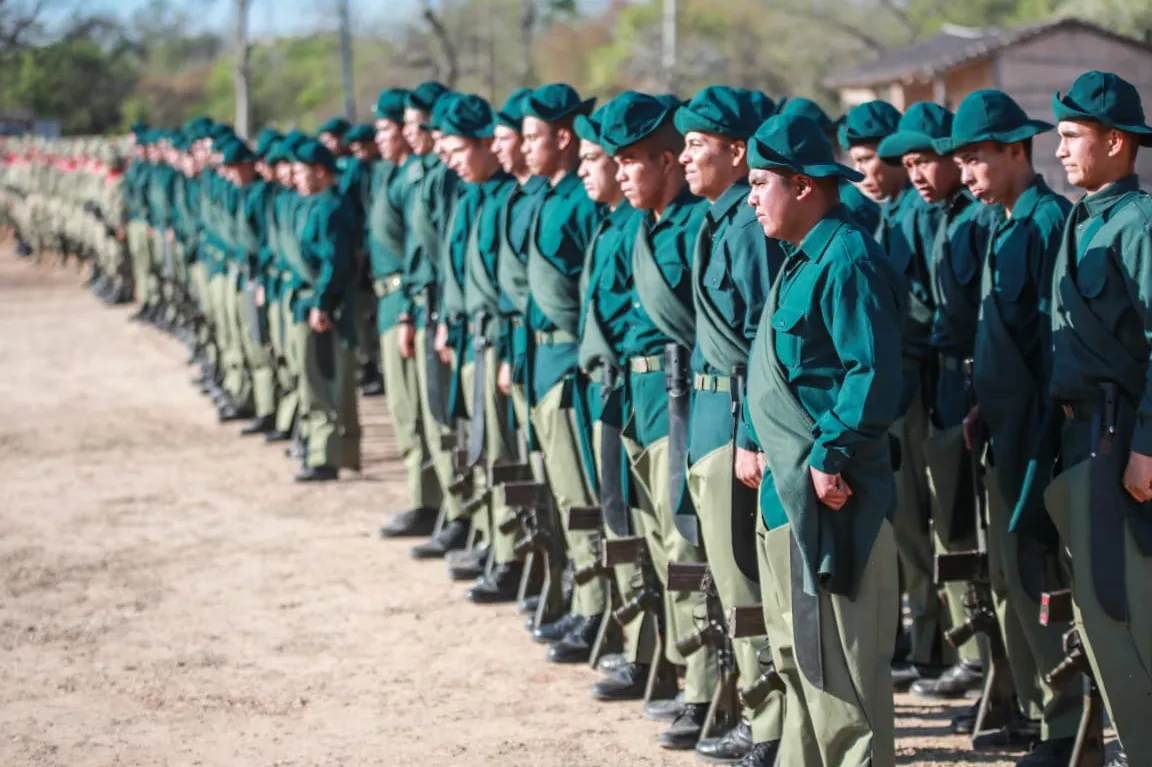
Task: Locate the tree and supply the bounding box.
[234,0,251,137]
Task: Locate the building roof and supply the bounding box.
[824,17,1152,89]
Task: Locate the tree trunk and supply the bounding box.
[337,0,355,119]
[234,0,251,138]
[518,0,537,87]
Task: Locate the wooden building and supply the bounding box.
[824,17,1152,195]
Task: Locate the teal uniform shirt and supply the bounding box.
[402,155,459,322]
[339,155,375,236]
[124,161,150,221]
[748,204,907,592]
[525,169,604,401]
[293,187,359,345]
[497,177,549,383]
[876,184,929,414]
[928,187,1002,427]
[623,185,708,447]
[1051,175,1152,461]
[146,162,177,233]
[172,173,200,262]
[366,158,411,332]
[462,172,517,340]
[840,179,880,233]
[972,174,1069,540]
[689,179,784,459]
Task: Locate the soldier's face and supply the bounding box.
[275,163,293,186]
[614,144,674,211]
[1056,120,1128,192]
[849,142,905,200]
[902,151,960,203]
[442,135,494,183]
[292,162,311,193]
[319,133,341,155]
[375,119,408,162]
[522,117,565,178]
[577,139,619,204]
[953,141,1019,206]
[493,125,525,175]
[403,109,433,155]
[680,131,744,202]
[748,168,801,242]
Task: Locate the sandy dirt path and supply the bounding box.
[0,250,1051,766]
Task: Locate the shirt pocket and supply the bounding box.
[702,253,739,322]
[993,237,1028,302]
[1075,245,1109,300]
[771,306,806,369]
[949,224,981,286]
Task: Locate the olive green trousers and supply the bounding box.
[288,321,360,471]
[690,444,783,743]
[759,518,899,767]
[379,324,440,511]
[412,325,463,521]
[1046,459,1152,760]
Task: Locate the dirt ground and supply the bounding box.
[0,249,1056,766]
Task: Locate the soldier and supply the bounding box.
[599,90,718,750]
[372,89,444,540]
[745,111,906,767]
[286,138,361,482]
[938,89,1081,756]
[1046,70,1152,767]
[673,85,785,766]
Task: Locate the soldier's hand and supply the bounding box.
[1122,451,1152,503]
[166,228,174,244]
[962,405,981,451]
[255,285,265,307]
[497,362,512,396]
[810,467,852,511]
[434,322,451,365]
[735,447,764,489]
[308,308,332,333]
[116,226,125,242]
[397,318,415,359]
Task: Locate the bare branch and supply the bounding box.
[422,6,458,87]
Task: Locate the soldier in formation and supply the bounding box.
[4,70,1149,767]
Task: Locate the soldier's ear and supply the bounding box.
[731,140,748,168]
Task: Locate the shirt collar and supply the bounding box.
[797,204,853,263]
[1007,174,1052,221]
[710,177,750,222]
[550,167,582,197]
[649,183,700,231]
[1081,174,1141,218]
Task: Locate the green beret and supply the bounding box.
[438,94,496,140]
[877,102,954,163]
[838,100,902,149]
[933,89,1052,155]
[777,97,836,131]
[1053,70,1152,147]
[343,123,375,145]
[183,116,214,141]
[674,85,776,140]
[406,81,450,113]
[523,83,596,123]
[219,138,256,165]
[599,91,681,155]
[421,93,457,132]
[749,113,863,181]
[254,128,281,158]
[373,88,410,123]
[292,138,337,172]
[496,87,533,131]
[317,117,351,138]
[130,121,150,137]
[574,102,611,145]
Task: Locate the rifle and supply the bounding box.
[729,606,785,710]
[566,505,622,668]
[605,537,677,704]
[670,563,739,739]
[501,480,565,629]
[1041,590,1105,767]
[933,357,1014,738]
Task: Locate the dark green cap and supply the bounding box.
[264,139,287,165]
[219,138,256,165]
[674,86,775,140]
[599,91,681,155]
[345,123,376,145]
[877,102,954,163]
[523,83,596,123]
[777,97,836,131]
[406,81,450,113]
[373,88,410,123]
[496,87,533,131]
[438,94,496,140]
[574,102,611,146]
[1053,70,1152,146]
[182,116,214,141]
[933,89,1052,154]
[292,138,337,172]
[420,92,457,132]
[254,128,282,158]
[749,113,864,181]
[838,100,902,149]
[130,121,150,137]
[317,117,351,138]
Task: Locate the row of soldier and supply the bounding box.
[3,71,1149,767]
